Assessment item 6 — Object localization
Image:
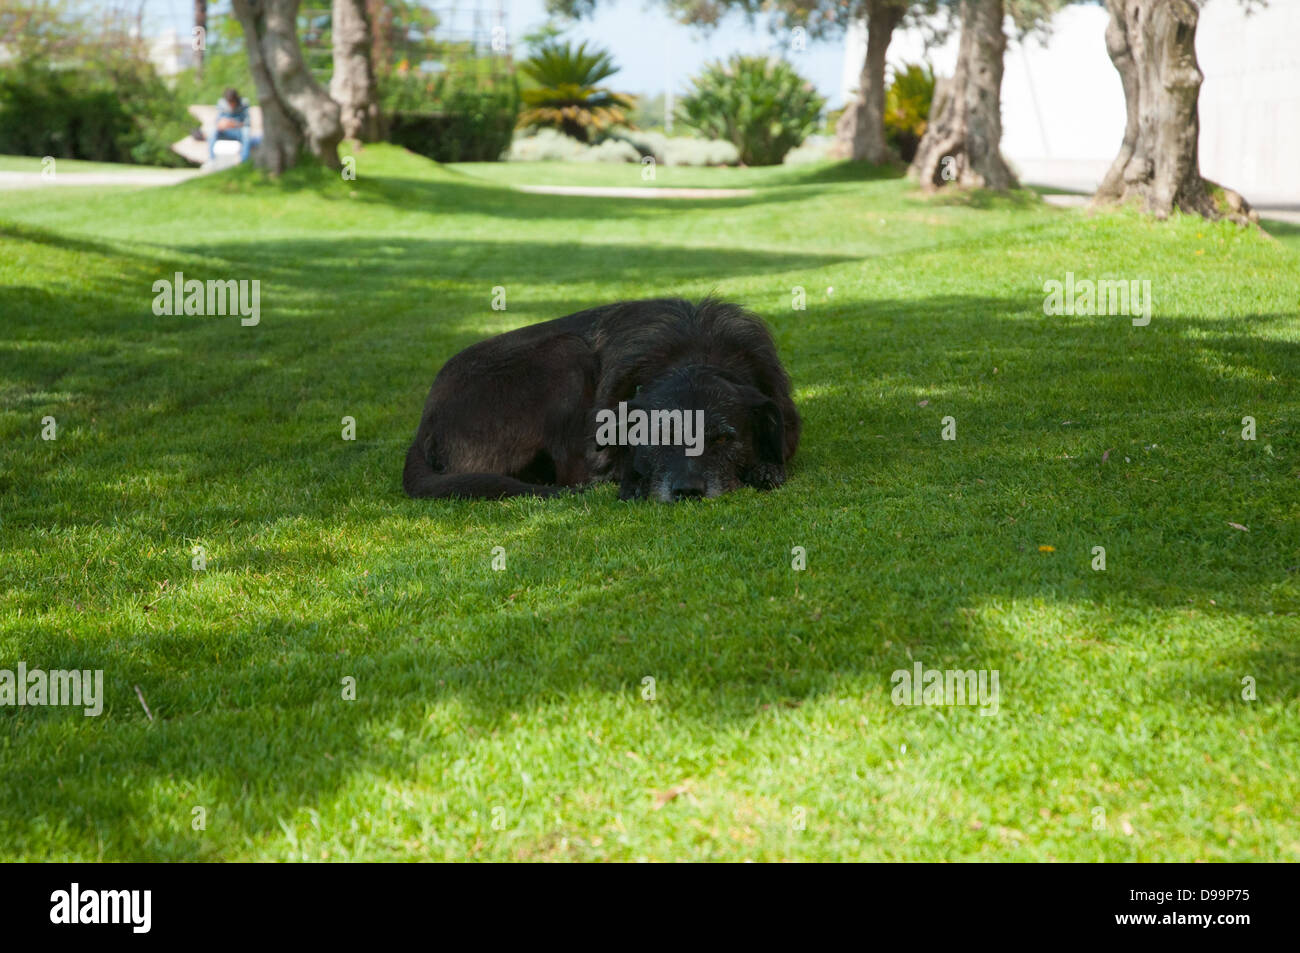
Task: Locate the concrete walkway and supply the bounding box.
[1038,190,1300,224]
[519,178,1300,221]
[515,184,754,199]
[4,162,1294,224]
[0,169,200,189]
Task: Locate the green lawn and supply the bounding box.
[444,157,899,189]
[1,145,1297,861]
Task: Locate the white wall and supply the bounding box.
[148,28,197,79]
[1197,0,1300,205]
[841,0,1300,203]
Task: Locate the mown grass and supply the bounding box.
[445,157,901,189]
[0,145,1297,861]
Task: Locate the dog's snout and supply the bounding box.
[671,481,706,501]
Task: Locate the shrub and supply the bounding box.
[516,40,635,143]
[883,62,935,163]
[507,128,590,162]
[575,137,642,164]
[507,128,739,167]
[614,130,739,167]
[676,55,825,166]
[383,75,518,162]
[0,63,190,166]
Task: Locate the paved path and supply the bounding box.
[0,169,201,190]
[515,184,754,199]
[1039,190,1300,224]
[5,166,1295,223]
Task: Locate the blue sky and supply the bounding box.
[505,0,851,106]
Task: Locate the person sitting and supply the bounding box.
[210,87,252,163]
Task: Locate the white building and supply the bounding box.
[147,27,198,78]
[841,1,1300,204]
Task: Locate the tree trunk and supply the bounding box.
[366,0,394,80]
[831,0,905,163]
[330,0,381,142]
[910,0,1017,191]
[231,0,343,173]
[194,0,206,78]
[1091,0,1255,224]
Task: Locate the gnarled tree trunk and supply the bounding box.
[330,0,381,142]
[910,0,1016,190]
[231,0,343,173]
[831,0,905,163]
[194,0,207,78]
[1091,0,1255,224]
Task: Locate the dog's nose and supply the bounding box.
[671,482,705,500]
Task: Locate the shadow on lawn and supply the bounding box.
[4,272,1298,856]
[184,164,838,223]
[331,155,905,221]
[772,160,905,185]
[173,235,862,291]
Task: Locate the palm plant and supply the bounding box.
[883,62,935,162]
[516,40,635,143]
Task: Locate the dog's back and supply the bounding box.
[403,298,799,499]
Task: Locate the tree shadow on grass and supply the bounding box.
[3,282,1297,857]
[184,162,825,222]
[1259,217,1300,242]
[921,187,1048,211]
[174,235,861,290]
[348,173,844,220]
[771,160,905,185]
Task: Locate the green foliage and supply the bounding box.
[0,63,190,166]
[363,0,444,82]
[171,11,255,107]
[676,55,825,166]
[521,39,621,89]
[385,77,519,162]
[0,0,190,165]
[883,61,935,163]
[519,20,568,56]
[627,92,668,132]
[517,40,636,143]
[823,103,846,137]
[172,52,255,111]
[0,0,87,61]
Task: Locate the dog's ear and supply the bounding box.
[596,355,653,411]
[738,387,786,489]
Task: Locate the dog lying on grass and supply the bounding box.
[402,297,800,502]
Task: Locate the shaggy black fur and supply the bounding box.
[402,297,800,501]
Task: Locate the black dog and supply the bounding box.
[402,297,800,501]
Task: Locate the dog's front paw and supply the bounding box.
[741,462,786,490]
[586,445,616,480]
[618,477,649,501]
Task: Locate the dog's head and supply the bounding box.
[611,366,786,502]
